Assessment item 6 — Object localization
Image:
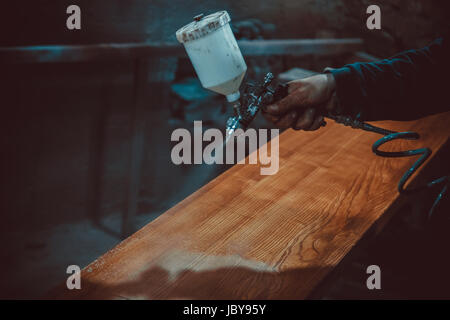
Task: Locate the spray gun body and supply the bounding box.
[225,73,275,142]
[176,11,273,142]
[224,72,325,141]
[176,12,381,139]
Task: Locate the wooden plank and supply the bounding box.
[0,39,363,64]
[52,112,450,299]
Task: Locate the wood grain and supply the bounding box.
[53,112,450,299]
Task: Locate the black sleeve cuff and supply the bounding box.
[324,66,364,120]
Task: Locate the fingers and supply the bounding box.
[293,107,315,130]
[263,107,324,131]
[305,115,325,131]
[261,111,280,124]
[261,74,334,131]
[262,108,295,129]
[324,91,338,112]
[286,80,303,93]
[276,110,298,129]
[292,108,325,131]
[265,87,308,116]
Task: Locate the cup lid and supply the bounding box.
[176,11,231,43]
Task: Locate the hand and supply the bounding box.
[262,73,337,131]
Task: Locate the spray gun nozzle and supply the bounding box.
[225,72,278,140]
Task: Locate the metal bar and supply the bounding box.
[122,58,148,238]
[87,84,108,226]
[0,39,363,64]
[239,38,363,56]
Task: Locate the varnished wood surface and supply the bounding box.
[55,112,450,299]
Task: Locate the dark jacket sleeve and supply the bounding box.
[327,37,449,121]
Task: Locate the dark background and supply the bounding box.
[1,0,449,299]
[1,0,449,54]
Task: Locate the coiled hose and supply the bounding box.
[327,114,449,220]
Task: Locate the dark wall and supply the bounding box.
[3,1,449,54]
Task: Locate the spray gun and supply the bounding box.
[176,11,283,141]
[176,11,448,218]
[224,72,277,142]
[176,11,254,143]
[175,11,353,139]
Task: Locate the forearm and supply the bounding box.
[326,38,449,121]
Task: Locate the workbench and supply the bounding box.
[53,112,450,299]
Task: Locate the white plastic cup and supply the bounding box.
[176,11,247,102]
